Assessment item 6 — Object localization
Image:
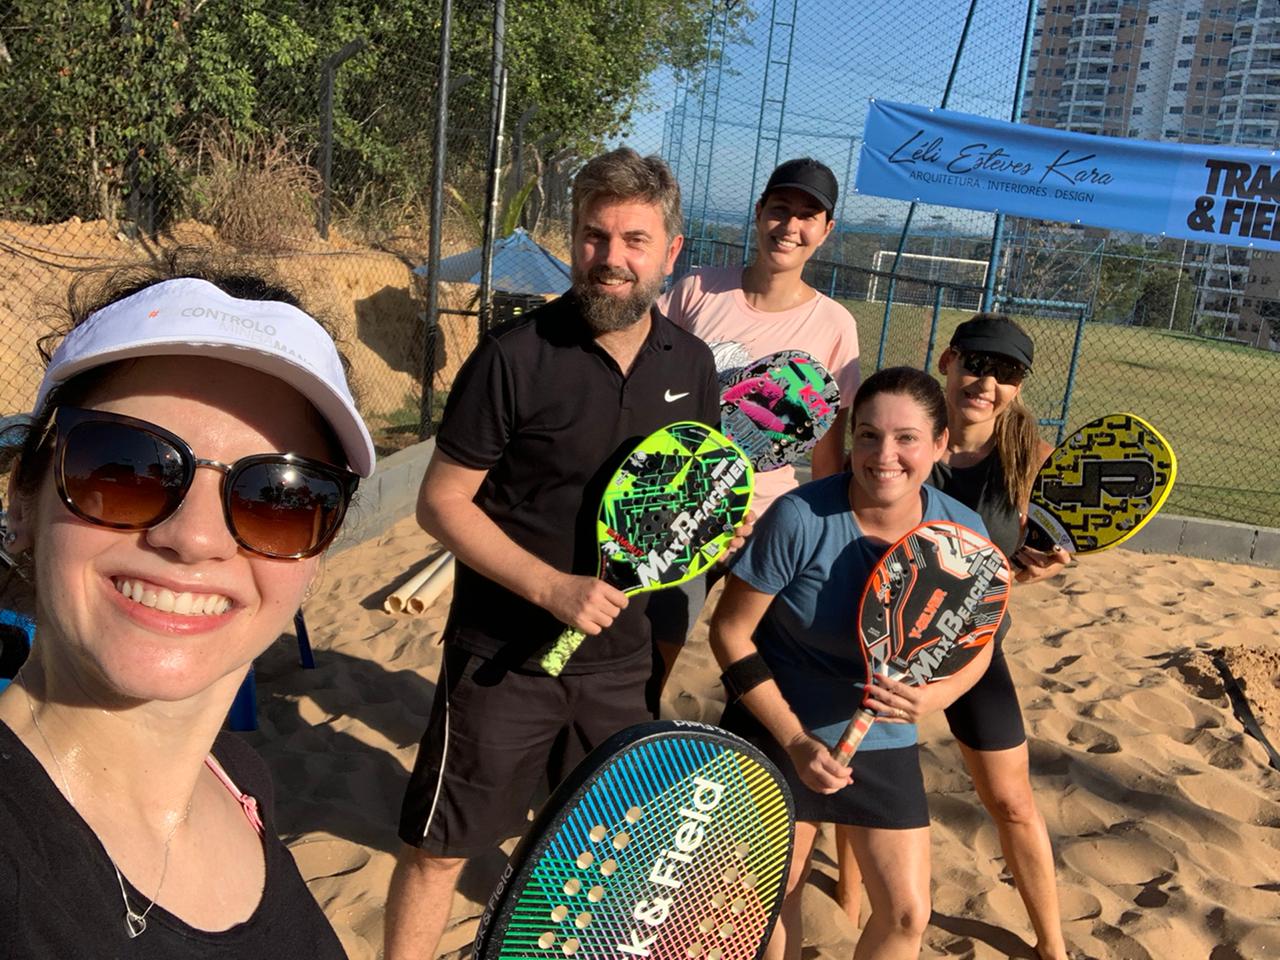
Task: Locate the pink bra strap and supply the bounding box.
[204,754,266,837]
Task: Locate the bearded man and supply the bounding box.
[383,148,720,960]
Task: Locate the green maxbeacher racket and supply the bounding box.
[538,422,753,676]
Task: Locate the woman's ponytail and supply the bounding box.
[995,395,1041,509]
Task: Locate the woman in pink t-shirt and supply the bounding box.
[659,157,862,519]
[649,159,862,685]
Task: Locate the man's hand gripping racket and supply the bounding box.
[538,422,753,676]
[831,521,1011,766]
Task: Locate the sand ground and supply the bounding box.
[240,514,1280,960]
[8,218,1276,957]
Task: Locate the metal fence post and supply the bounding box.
[419,0,453,440]
[318,39,367,241]
[981,0,1037,312]
[478,0,508,334]
[877,0,979,371]
[479,67,509,335]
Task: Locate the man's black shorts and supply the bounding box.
[398,644,658,856]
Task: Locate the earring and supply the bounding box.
[2,532,15,546]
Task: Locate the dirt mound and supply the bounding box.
[0,218,455,441]
[1222,644,1280,736]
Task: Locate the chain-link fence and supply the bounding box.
[0,0,508,459]
[5,1,1278,527]
[626,0,1280,527]
[0,0,535,463]
[0,0,727,463]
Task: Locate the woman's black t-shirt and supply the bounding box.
[0,721,347,959]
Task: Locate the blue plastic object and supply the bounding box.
[227,665,259,732]
[0,609,35,693]
[417,228,571,296]
[226,608,315,732]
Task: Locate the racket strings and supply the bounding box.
[500,746,789,960]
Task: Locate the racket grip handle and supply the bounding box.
[830,708,876,768]
[539,627,587,676]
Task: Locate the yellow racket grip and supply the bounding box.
[830,707,876,767]
[539,626,587,676]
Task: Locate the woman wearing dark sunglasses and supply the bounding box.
[0,260,372,956]
[836,313,1072,960]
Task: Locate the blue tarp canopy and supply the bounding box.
[416,228,571,296]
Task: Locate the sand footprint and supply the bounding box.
[1061,832,1178,887]
[1178,769,1280,825]
[1044,653,1082,675]
[1037,628,1072,649]
[1195,732,1251,772]
[1038,675,1076,695]
[1132,870,1174,908]
[1034,709,1080,745]
[1236,926,1280,959]
[1057,884,1103,922]
[1085,919,1156,959]
[1067,720,1122,755]
[1117,687,1212,738]
[289,836,372,882]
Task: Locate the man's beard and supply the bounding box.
[572,265,663,334]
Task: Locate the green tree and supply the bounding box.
[1132,268,1194,331]
[445,0,749,218]
[490,0,736,157]
[0,1,194,224]
[1094,243,1147,324]
[0,0,744,228]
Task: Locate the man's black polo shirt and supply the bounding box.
[434,291,720,673]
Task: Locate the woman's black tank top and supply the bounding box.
[931,449,1022,647]
[930,449,1022,560]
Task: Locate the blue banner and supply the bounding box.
[856,99,1280,252]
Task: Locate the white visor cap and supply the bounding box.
[33,277,375,478]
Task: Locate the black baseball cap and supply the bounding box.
[762,158,838,216]
[950,314,1034,368]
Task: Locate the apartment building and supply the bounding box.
[1020,0,1280,349]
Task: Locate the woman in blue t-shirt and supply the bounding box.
[710,366,995,960]
[835,315,1072,960]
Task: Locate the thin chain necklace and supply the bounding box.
[18,670,192,938]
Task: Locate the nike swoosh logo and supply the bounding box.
[664,390,690,402]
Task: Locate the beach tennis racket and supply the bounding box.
[1023,412,1177,555]
[475,720,794,960]
[538,422,753,676]
[831,521,1011,766]
[720,351,839,472]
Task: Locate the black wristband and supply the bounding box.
[720,653,773,701]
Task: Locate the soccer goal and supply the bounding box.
[867,251,989,311]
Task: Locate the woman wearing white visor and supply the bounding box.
[0,257,373,957]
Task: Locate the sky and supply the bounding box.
[615,0,1036,236]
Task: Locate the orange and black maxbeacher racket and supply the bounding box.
[831,520,1011,766]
